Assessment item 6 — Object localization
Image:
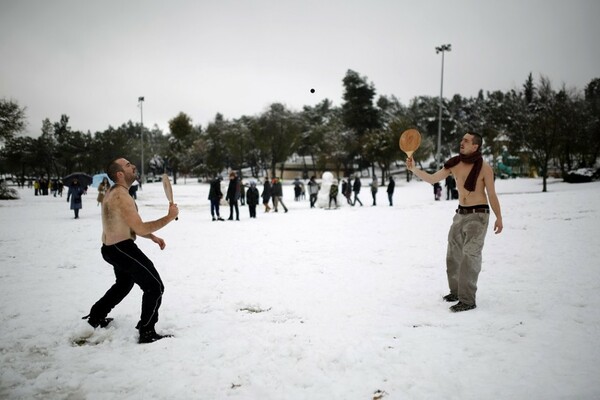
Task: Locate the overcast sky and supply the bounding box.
[1,0,599,136]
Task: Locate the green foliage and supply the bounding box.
[0,99,26,143]
[167,112,200,182]
[341,69,382,169]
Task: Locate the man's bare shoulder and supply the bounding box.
[481,161,495,177]
[105,187,133,206]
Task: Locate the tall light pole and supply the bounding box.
[435,44,451,169]
[138,96,144,185]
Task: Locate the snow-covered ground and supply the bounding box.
[1,176,599,400]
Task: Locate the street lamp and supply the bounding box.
[138,96,144,185]
[435,44,451,169]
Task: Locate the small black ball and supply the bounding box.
[310,88,315,93]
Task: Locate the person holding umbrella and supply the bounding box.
[82,157,179,344]
[67,179,85,219]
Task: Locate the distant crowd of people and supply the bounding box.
[26,171,458,221]
[205,173,414,221]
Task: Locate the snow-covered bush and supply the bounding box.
[564,168,599,183]
[0,182,19,200]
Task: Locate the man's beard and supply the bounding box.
[125,172,137,186]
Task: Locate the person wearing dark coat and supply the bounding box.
[67,179,85,219]
[433,182,442,201]
[387,176,396,206]
[208,177,224,221]
[329,180,339,209]
[352,177,363,206]
[246,181,260,218]
[342,178,352,205]
[445,175,457,200]
[226,172,240,220]
[261,177,272,212]
[293,178,303,201]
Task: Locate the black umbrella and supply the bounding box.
[62,172,93,187]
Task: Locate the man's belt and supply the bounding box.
[456,208,490,215]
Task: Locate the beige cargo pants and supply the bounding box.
[445,212,490,306]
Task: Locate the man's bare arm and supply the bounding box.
[118,194,178,236]
[406,157,450,184]
[483,165,503,234]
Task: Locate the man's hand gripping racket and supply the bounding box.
[162,174,179,221]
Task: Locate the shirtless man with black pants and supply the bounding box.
[406,132,503,312]
[83,158,179,342]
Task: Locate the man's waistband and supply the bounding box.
[102,238,135,248]
[456,204,490,215]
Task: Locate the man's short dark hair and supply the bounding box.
[468,132,483,150]
[106,158,123,182]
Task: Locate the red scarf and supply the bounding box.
[443,151,483,192]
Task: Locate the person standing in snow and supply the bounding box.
[328,179,339,209]
[226,171,240,221]
[341,178,352,205]
[406,132,503,312]
[433,182,442,201]
[261,176,272,212]
[96,177,110,206]
[208,176,224,221]
[370,177,378,206]
[83,158,178,343]
[239,177,246,206]
[271,177,288,213]
[308,176,319,208]
[352,176,363,206]
[387,176,395,206]
[293,178,303,201]
[445,174,457,200]
[246,180,260,218]
[67,179,85,219]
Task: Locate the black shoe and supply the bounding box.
[212,217,216,221]
[83,315,113,328]
[217,217,224,221]
[450,302,476,312]
[443,293,459,302]
[138,329,173,344]
[227,217,233,220]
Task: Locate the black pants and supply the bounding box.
[90,240,164,331]
[248,204,257,218]
[210,199,221,217]
[228,200,239,220]
[329,196,337,208]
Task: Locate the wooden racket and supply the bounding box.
[399,129,422,158]
[162,174,178,221]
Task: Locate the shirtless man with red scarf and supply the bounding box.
[406,132,503,312]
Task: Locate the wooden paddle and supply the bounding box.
[399,128,422,158]
[162,174,178,220]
